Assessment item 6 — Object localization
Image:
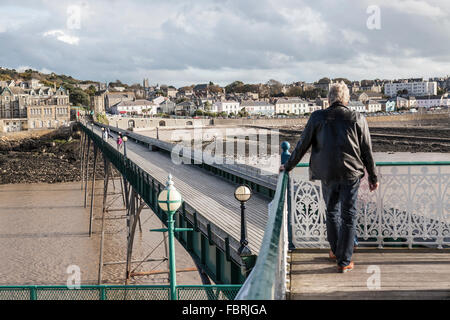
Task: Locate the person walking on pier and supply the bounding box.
[117,132,123,151]
[102,128,109,142]
[280,81,379,273]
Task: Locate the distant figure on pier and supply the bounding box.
[117,132,123,151]
[280,81,379,273]
[102,129,109,142]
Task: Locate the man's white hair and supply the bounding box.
[328,81,350,105]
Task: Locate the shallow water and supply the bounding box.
[0,181,202,286]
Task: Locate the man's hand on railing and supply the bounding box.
[369,182,379,192]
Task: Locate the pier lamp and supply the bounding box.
[234,185,252,256]
[123,136,128,157]
[155,174,186,300]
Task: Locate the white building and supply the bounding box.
[347,101,366,113]
[308,103,322,113]
[365,100,382,113]
[275,98,309,115]
[110,99,157,115]
[415,95,449,108]
[241,101,275,116]
[152,96,166,105]
[384,81,437,97]
[213,101,241,115]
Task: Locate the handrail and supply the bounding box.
[0,285,242,300]
[297,161,450,167]
[235,172,289,300]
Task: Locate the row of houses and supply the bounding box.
[100,86,449,118]
[0,83,71,133]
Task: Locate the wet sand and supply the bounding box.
[0,181,203,286]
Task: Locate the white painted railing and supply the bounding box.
[290,163,450,249]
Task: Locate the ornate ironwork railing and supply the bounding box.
[236,161,449,301]
[290,162,450,248]
[235,173,289,300]
[0,285,242,300]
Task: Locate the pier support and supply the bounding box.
[88,145,98,237]
[80,131,85,190]
[98,158,110,285]
[84,137,91,208]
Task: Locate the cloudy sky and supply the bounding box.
[0,0,449,87]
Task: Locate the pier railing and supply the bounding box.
[291,162,450,248]
[0,285,242,300]
[236,161,449,300]
[235,173,289,300]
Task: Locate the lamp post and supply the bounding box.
[234,185,252,256]
[153,174,191,300]
[123,136,128,157]
[101,127,105,141]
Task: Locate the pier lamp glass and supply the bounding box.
[158,174,183,212]
[234,185,252,203]
[123,136,128,142]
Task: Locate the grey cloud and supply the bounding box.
[0,0,448,86]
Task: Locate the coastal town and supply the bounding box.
[0,0,450,306]
[1,67,449,133]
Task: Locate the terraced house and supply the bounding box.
[274,98,309,115]
[0,83,70,132]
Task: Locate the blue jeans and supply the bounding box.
[321,179,360,267]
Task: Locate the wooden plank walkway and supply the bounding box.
[289,248,450,300]
[96,128,271,255]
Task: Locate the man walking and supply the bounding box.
[280,81,379,273]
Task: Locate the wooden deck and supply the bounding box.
[96,128,271,255]
[288,248,450,300]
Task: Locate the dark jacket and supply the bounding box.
[284,102,378,185]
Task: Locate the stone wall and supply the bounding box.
[107,112,449,131]
[107,117,212,130]
[214,112,449,127]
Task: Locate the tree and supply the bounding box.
[238,108,249,118]
[268,82,283,97]
[209,85,223,94]
[286,86,303,97]
[70,88,90,107]
[437,87,447,95]
[204,101,212,111]
[333,78,351,85]
[85,85,97,97]
[176,97,188,104]
[317,77,331,84]
[225,81,244,93]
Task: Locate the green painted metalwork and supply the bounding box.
[0,285,242,300]
[235,172,289,300]
[177,285,242,300]
[79,124,246,286]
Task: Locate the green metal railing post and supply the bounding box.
[30,286,37,300]
[168,209,177,300]
[100,286,107,300]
